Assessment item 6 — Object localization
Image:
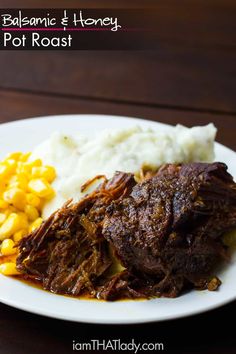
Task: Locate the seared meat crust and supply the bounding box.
[102,163,236,298]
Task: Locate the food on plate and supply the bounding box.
[16,172,135,295]
[16,162,236,300]
[31,124,216,218]
[1,123,235,302]
[0,152,56,275]
[102,162,236,299]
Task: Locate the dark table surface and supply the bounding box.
[0,1,236,353]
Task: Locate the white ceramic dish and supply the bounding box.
[0,114,235,324]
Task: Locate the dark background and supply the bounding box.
[0,1,236,353]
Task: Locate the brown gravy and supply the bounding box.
[11,273,145,302]
[0,255,144,302]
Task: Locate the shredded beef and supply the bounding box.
[16,172,135,296]
[17,162,236,300]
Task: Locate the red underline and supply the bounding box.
[1,27,122,31]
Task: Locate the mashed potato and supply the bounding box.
[31,124,216,218]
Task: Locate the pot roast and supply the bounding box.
[16,172,135,296]
[102,162,236,299]
[17,162,236,300]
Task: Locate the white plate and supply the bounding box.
[0,114,236,324]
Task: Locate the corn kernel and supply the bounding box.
[19,152,31,162]
[13,229,28,242]
[31,166,56,183]
[16,162,29,175]
[22,159,42,173]
[0,164,9,179]
[31,159,42,167]
[17,160,42,175]
[0,159,17,179]
[17,212,28,230]
[24,205,39,221]
[29,217,43,232]
[0,182,8,191]
[0,262,20,275]
[37,198,45,212]
[28,178,54,199]
[0,200,9,209]
[1,238,16,256]
[8,174,28,190]
[0,213,7,225]
[26,193,41,208]
[5,159,17,171]
[0,213,22,240]
[6,152,22,161]
[3,188,26,210]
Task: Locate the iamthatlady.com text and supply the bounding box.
[1,10,122,48]
[72,339,164,352]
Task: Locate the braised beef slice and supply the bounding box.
[16,172,136,296]
[102,163,236,299]
[17,163,236,300]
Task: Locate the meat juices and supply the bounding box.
[17,163,236,300]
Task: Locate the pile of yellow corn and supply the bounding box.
[0,152,56,276]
